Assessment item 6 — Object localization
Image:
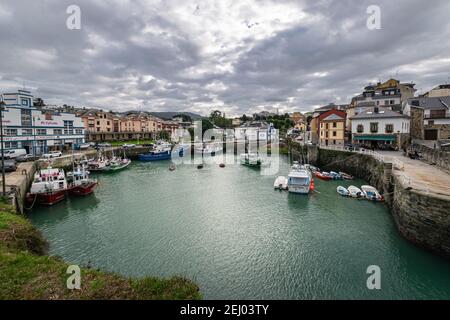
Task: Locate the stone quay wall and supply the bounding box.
[411,143,450,172]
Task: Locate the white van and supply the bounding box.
[3,149,27,159]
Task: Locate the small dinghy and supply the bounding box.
[274,176,288,190]
[219,163,225,168]
[339,172,354,180]
[314,171,333,181]
[329,171,342,180]
[361,185,384,202]
[197,164,204,169]
[169,164,176,171]
[348,185,364,199]
[337,186,350,197]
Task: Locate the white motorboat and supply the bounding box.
[361,185,384,202]
[274,176,288,190]
[287,162,313,195]
[348,185,364,198]
[337,186,350,197]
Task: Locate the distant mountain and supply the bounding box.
[149,111,204,120]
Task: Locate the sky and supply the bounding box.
[1,0,450,117]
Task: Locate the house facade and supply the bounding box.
[351,107,410,148]
[404,96,450,142]
[1,90,85,154]
[318,109,346,146]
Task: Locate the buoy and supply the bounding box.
[197,164,204,169]
[219,163,225,168]
[310,178,315,192]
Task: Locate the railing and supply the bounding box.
[319,145,385,162]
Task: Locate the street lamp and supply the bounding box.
[0,100,6,197]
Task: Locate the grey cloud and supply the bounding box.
[1,0,449,115]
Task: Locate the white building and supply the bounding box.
[350,107,410,148]
[1,89,85,154]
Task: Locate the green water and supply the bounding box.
[29,157,450,299]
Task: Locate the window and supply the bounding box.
[21,109,32,126]
[385,124,394,133]
[64,120,74,135]
[333,122,337,128]
[97,121,100,125]
[333,131,337,137]
[370,123,378,133]
[53,140,62,146]
[428,120,434,126]
[333,140,336,145]
[357,125,364,133]
[384,100,389,105]
[54,129,63,135]
[36,129,47,135]
[21,99,29,106]
[5,142,18,149]
[430,110,446,119]
[22,129,32,135]
[4,129,18,136]
[75,129,83,135]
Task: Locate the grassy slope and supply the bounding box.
[0,203,201,300]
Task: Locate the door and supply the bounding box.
[424,129,438,141]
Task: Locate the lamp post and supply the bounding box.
[0,100,6,196]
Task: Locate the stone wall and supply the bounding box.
[412,143,450,172]
[410,107,424,140]
[391,175,450,257]
[294,144,450,258]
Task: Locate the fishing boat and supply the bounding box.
[361,185,384,202]
[87,153,109,172]
[138,146,172,161]
[287,162,313,195]
[337,186,350,197]
[348,185,364,199]
[26,168,69,206]
[339,172,354,180]
[314,171,333,181]
[240,153,262,168]
[103,157,131,172]
[67,165,97,196]
[195,143,223,156]
[274,176,288,190]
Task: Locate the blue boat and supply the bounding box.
[138,148,171,161]
[138,144,189,162]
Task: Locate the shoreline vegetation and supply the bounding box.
[0,202,201,300]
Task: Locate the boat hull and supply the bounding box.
[138,153,171,161]
[27,190,66,206]
[69,182,97,196]
[314,172,333,181]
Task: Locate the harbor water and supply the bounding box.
[29,157,450,299]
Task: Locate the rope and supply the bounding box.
[23,193,38,211]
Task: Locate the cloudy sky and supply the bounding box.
[1,0,450,116]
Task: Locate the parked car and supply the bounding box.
[97,143,112,148]
[16,154,39,162]
[122,144,136,149]
[2,149,27,159]
[0,160,17,172]
[41,151,63,159]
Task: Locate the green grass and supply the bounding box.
[109,139,155,146]
[0,205,201,300]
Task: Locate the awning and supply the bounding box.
[354,135,396,141]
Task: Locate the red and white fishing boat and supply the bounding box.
[26,168,68,206]
[68,165,98,196]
